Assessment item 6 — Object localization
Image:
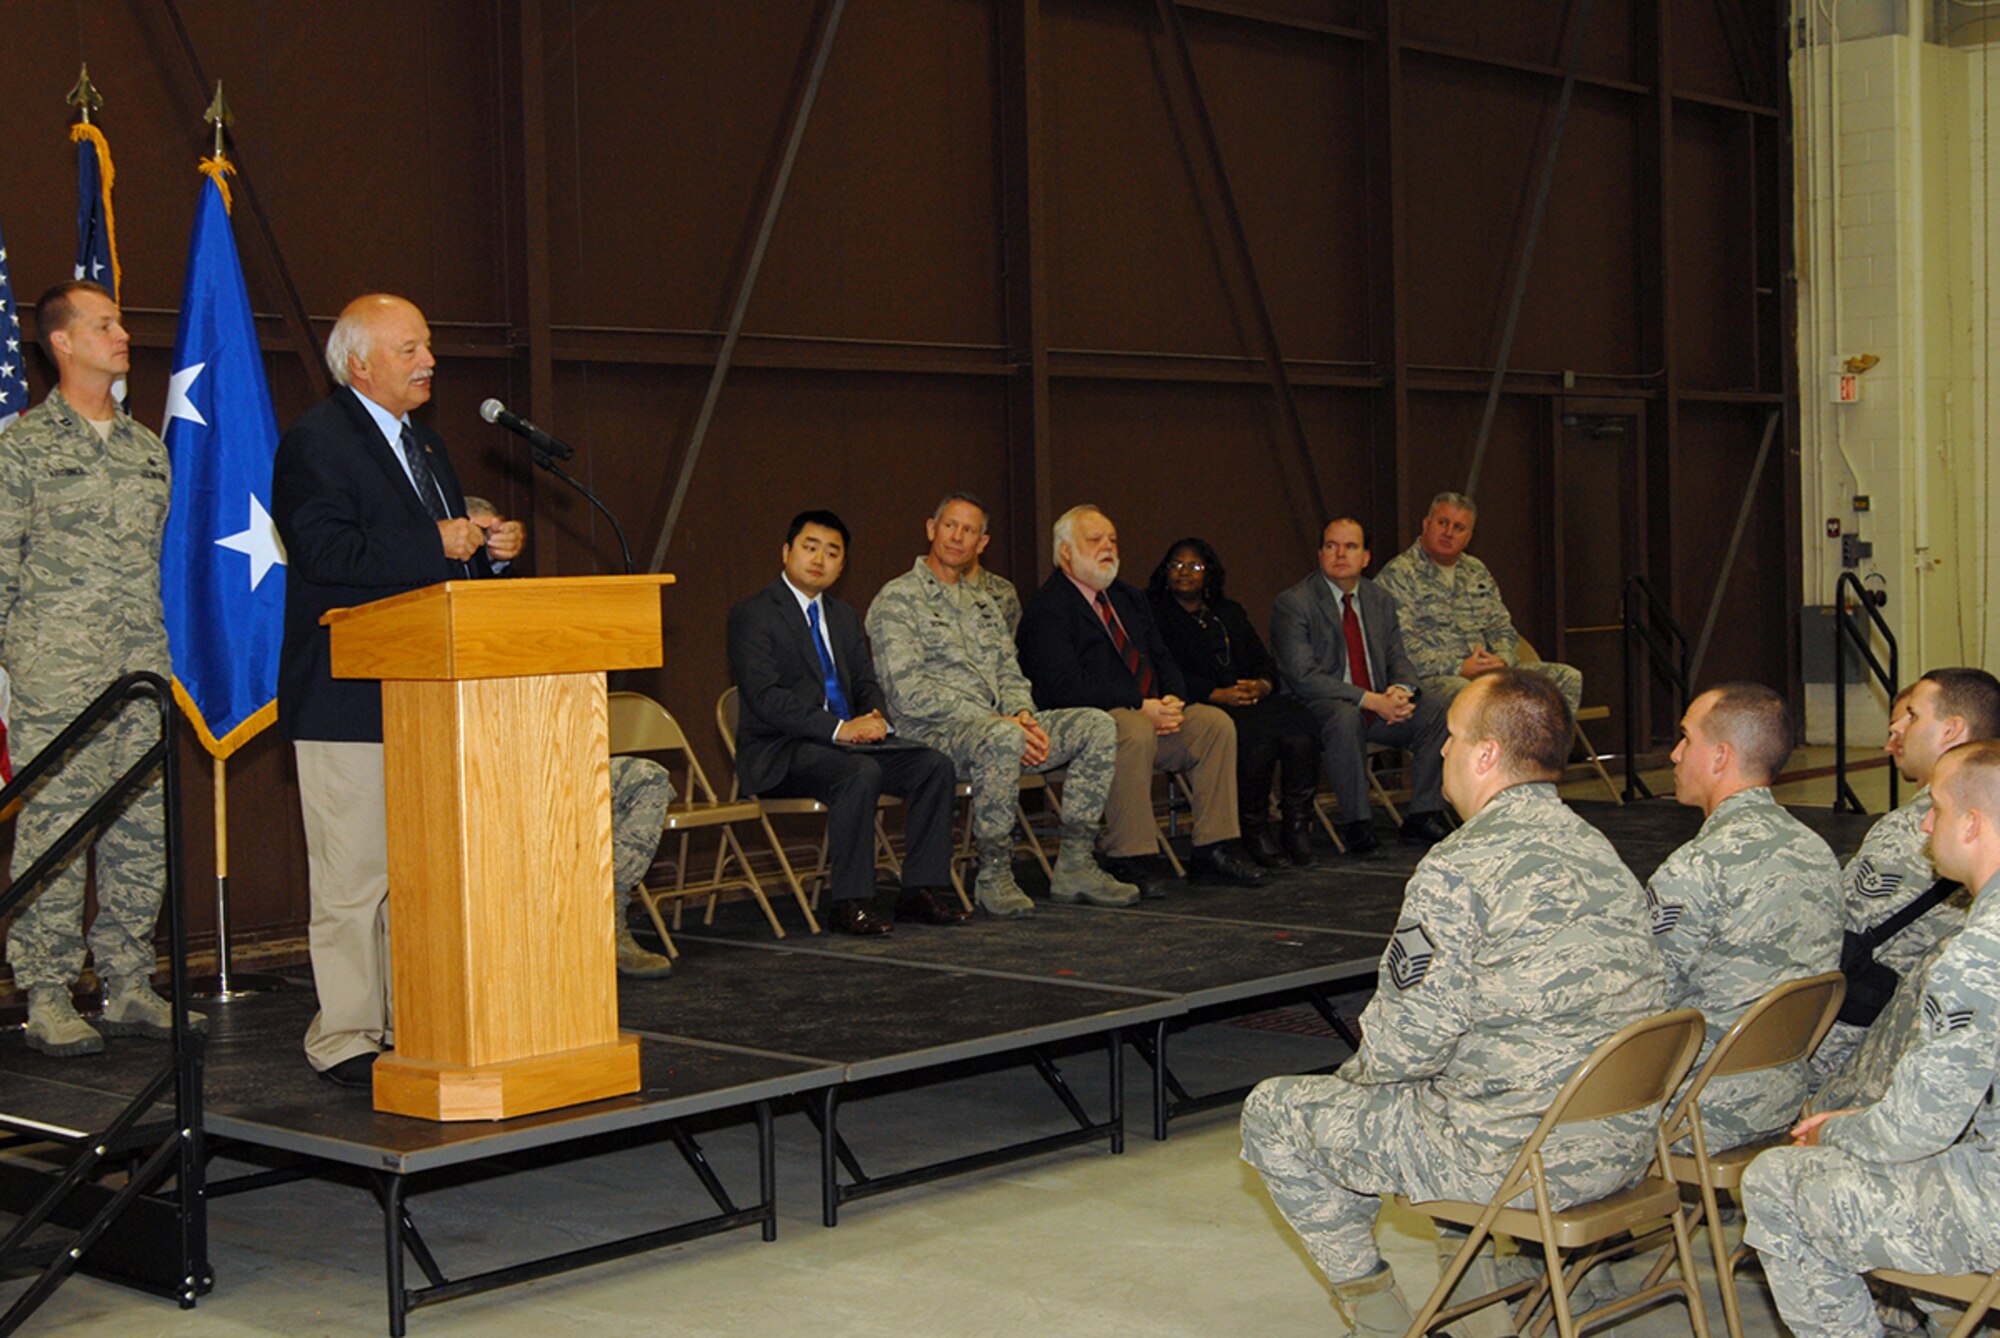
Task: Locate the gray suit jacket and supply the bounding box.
[1270,573,1421,707]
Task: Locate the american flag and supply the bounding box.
[0,217,25,434]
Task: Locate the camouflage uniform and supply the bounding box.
[1812,788,1971,1085]
[1646,787,1843,1149]
[0,393,170,992]
[964,566,1021,635]
[866,557,1117,843]
[1375,541,1582,714]
[1814,935,1953,1113]
[1741,873,2000,1338]
[1241,781,1667,1285]
[611,754,673,919]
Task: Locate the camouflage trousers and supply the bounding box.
[4,699,165,991]
[1425,659,1583,716]
[918,708,1116,845]
[1241,1073,1653,1284]
[610,755,674,924]
[1742,1144,2000,1338]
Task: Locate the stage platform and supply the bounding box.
[0,798,1878,1332]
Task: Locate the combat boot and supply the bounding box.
[1330,1262,1418,1336]
[24,987,105,1057]
[615,925,674,978]
[1048,828,1140,907]
[100,975,209,1039]
[974,839,1036,918]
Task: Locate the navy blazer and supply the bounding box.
[1015,570,1187,711]
[727,577,888,797]
[273,388,491,743]
[1269,572,1421,708]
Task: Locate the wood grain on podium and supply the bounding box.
[327,575,674,681]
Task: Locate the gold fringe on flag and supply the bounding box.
[68,121,122,299]
[198,153,235,214]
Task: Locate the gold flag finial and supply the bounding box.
[66,63,103,124]
[204,81,233,158]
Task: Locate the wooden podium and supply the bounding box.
[323,574,675,1121]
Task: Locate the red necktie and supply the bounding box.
[1096,591,1155,697]
[1343,593,1373,694]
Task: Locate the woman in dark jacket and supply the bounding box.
[1146,538,1320,867]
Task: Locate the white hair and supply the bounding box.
[324,310,369,387]
[1051,503,1104,570]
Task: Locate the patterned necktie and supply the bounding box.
[1095,591,1155,697]
[1343,593,1374,694]
[807,602,852,720]
[400,423,449,522]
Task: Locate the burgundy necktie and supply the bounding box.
[1096,591,1155,697]
[1343,593,1373,694]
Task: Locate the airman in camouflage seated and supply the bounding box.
[1375,491,1582,714]
[1743,739,2000,1338]
[1240,668,1667,1334]
[865,493,1137,917]
[1648,682,1842,1149]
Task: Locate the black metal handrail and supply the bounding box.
[1622,575,1690,801]
[1833,573,1899,815]
[0,671,205,1331]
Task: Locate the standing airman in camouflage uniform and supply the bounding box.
[1240,670,1666,1333]
[1812,669,1998,1086]
[1742,740,2000,1338]
[0,282,195,1056]
[1376,491,1582,714]
[1648,683,1842,1147]
[610,754,674,978]
[866,493,1136,917]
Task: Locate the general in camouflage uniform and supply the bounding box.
[1241,670,1666,1332]
[1375,492,1582,714]
[866,494,1136,917]
[1648,785,1842,1147]
[610,754,674,977]
[1742,741,2000,1338]
[1,282,193,1057]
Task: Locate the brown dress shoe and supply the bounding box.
[895,887,972,925]
[828,899,894,936]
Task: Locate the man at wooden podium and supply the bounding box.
[273,294,527,1088]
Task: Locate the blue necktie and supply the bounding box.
[807,602,852,720]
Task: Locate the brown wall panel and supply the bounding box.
[1671,106,1759,390]
[1401,0,1644,84]
[1670,403,1787,690]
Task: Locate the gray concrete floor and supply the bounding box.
[4,754,1896,1336]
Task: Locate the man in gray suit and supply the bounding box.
[1271,518,1454,854]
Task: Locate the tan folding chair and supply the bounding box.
[1518,636,1620,804]
[607,690,814,939]
[1630,971,1846,1338]
[1869,1266,2000,1337]
[1310,742,1406,850]
[1397,1008,1712,1338]
[715,687,903,913]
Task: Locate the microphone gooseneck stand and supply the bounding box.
[526,447,635,576]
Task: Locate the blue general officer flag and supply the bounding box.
[160,160,286,757]
[71,122,119,296]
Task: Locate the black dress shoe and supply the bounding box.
[1279,817,1316,867]
[1101,856,1165,900]
[1400,811,1454,846]
[1334,819,1381,856]
[895,887,972,926]
[828,899,895,935]
[1189,842,1268,886]
[316,1052,378,1090]
[1243,827,1286,869]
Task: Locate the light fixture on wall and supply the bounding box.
[1830,353,1879,402]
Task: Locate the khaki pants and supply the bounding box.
[1102,703,1239,857]
[295,741,393,1071]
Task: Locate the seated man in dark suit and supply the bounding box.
[1016,505,1265,895]
[727,510,964,935]
[1271,518,1453,855]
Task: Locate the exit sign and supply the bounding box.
[1830,374,1862,403]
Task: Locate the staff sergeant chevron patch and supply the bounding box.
[1387,922,1436,991]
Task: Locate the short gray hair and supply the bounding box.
[1052,504,1104,569]
[324,310,369,387]
[933,492,989,529]
[1428,491,1478,521]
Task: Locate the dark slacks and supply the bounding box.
[1304,692,1449,822]
[760,742,958,901]
[1221,695,1320,829]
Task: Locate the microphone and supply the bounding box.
[479,398,574,460]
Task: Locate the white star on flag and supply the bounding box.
[166,362,209,428]
[215,494,287,591]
